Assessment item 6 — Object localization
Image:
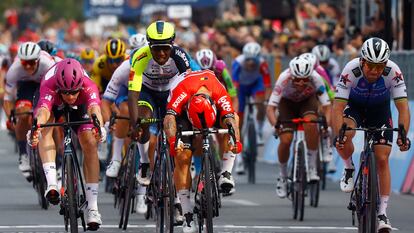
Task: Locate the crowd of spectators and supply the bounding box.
[0,0,391,63]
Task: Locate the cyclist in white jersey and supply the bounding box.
[267,56,331,198]
[312,45,341,87]
[333,37,410,230]
[4,42,56,180]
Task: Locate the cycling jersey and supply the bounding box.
[91,54,127,92]
[129,45,190,92]
[0,54,11,71]
[315,65,335,100]
[322,58,341,87]
[103,59,129,103]
[335,58,407,106]
[36,64,100,113]
[231,55,271,87]
[167,70,234,119]
[5,51,55,101]
[268,68,330,107]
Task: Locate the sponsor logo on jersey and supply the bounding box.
[392,71,403,84]
[174,48,190,67]
[136,52,147,62]
[273,85,282,95]
[128,70,134,81]
[383,66,391,76]
[339,74,351,85]
[217,96,232,112]
[352,67,361,77]
[172,92,187,108]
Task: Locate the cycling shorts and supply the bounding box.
[278,95,319,133]
[17,81,39,103]
[237,77,265,113]
[139,85,169,135]
[114,85,128,107]
[343,101,393,146]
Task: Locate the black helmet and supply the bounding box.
[37,40,57,55]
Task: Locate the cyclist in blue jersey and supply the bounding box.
[333,37,410,231]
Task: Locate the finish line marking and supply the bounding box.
[0,225,399,230]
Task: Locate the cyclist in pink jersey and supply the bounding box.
[28,58,106,230]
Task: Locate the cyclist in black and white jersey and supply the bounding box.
[333,37,410,231]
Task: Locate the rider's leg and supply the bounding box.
[303,113,320,172]
[254,92,266,137]
[278,132,293,178]
[174,148,193,214]
[38,114,58,192]
[374,145,392,216]
[15,100,32,176]
[136,104,153,185]
[336,117,357,168]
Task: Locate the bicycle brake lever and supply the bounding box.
[176,124,183,149]
[91,113,102,136]
[226,122,236,145]
[338,123,347,143]
[398,124,407,146]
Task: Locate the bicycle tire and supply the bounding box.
[290,154,298,220]
[247,119,257,184]
[121,143,137,230]
[164,149,175,233]
[297,142,306,221]
[310,156,321,208]
[117,157,128,228]
[365,152,378,233]
[203,153,214,233]
[65,154,79,233]
[154,152,165,233]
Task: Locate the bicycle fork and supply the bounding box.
[292,131,311,183]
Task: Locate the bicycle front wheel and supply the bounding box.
[65,154,79,233]
[121,143,138,230]
[297,142,306,221]
[365,152,378,233]
[163,150,175,233]
[246,120,257,184]
[203,154,214,233]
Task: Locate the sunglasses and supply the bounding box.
[59,89,81,95]
[292,77,311,83]
[107,57,123,64]
[150,44,173,52]
[81,59,94,65]
[364,61,386,71]
[20,59,38,67]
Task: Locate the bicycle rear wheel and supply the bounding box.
[310,156,321,208]
[163,151,175,233]
[121,143,138,230]
[246,120,257,184]
[65,154,79,233]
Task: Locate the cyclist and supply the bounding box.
[164,69,242,233]
[101,33,148,214]
[91,38,126,93]
[0,44,11,101]
[128,21,190,223]
[333,37,410,231]
[37,40,61,62]
[28,58,106,230]
[312,44,341,87]
[266,56,331,198]
[80,48,96,75]
[4,42,55,180]
[232,41,271,173]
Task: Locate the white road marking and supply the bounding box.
[0,225,399,230]
[223,198,260,206]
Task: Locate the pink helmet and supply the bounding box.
[55,58,84,91]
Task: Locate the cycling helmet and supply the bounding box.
[289,56,313,78]
[80,48,96,60]
[299,53,317,68]
[9,43,18,54]
[312,45,331,63]
[129,33,148,49]
[195,49,216,70]
[360,37,390,63]
[105,39,126,59]
[187,93,217,129]
[55,58,84,91]
[37,40,57,55]
[18,42,41,60]
[146,21,175,45]
[242,42,261,58]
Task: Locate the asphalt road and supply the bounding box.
[0,131,413,233]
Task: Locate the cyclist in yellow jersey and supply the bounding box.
[128,21,191,226]
[91,39,126,93]
[80,48,97,75]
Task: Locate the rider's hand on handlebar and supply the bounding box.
[6,119,14,131]
[397,137,411,151]
[333,135,347,150]
[229,140,242,154]
[27,129,41,147]
[92,127,107,143]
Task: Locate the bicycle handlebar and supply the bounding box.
[109,112,130,128]
[10,109,33,124]
[175,124,237,149]
[274,117,327,139]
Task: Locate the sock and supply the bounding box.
[43,162,57,187]
[137,184,146,195]
[279,162,288,178]
[111,136,124,162]
[221,152,236,174]
[18,141,27,156]
[343,157,354,169]
[86,183,99,211]
[177,189,192,214]
[138,141,150,164]
[378,195,389,216]
[307,149,318,169]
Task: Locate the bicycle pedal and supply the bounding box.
[347,202,356,211]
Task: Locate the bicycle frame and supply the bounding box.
[292,124,311,183]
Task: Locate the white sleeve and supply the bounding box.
[330,58,341,86]
[268,70,289,107]
[334,60,358,102]
[311,71,330,106]
[103,61,129,101]
[4,62,20,101]
[386,62,407,100]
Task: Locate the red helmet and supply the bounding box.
[187,93,217,129]
[55,58,84,91]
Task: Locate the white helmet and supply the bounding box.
[360,37,390,63]
[299,53,317,68]
[195,49,216,70]
[242,42,261,58]
[312,45,331,62]
[18,42,41,60]
[128,33,148,49]
[289,56,313,78]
